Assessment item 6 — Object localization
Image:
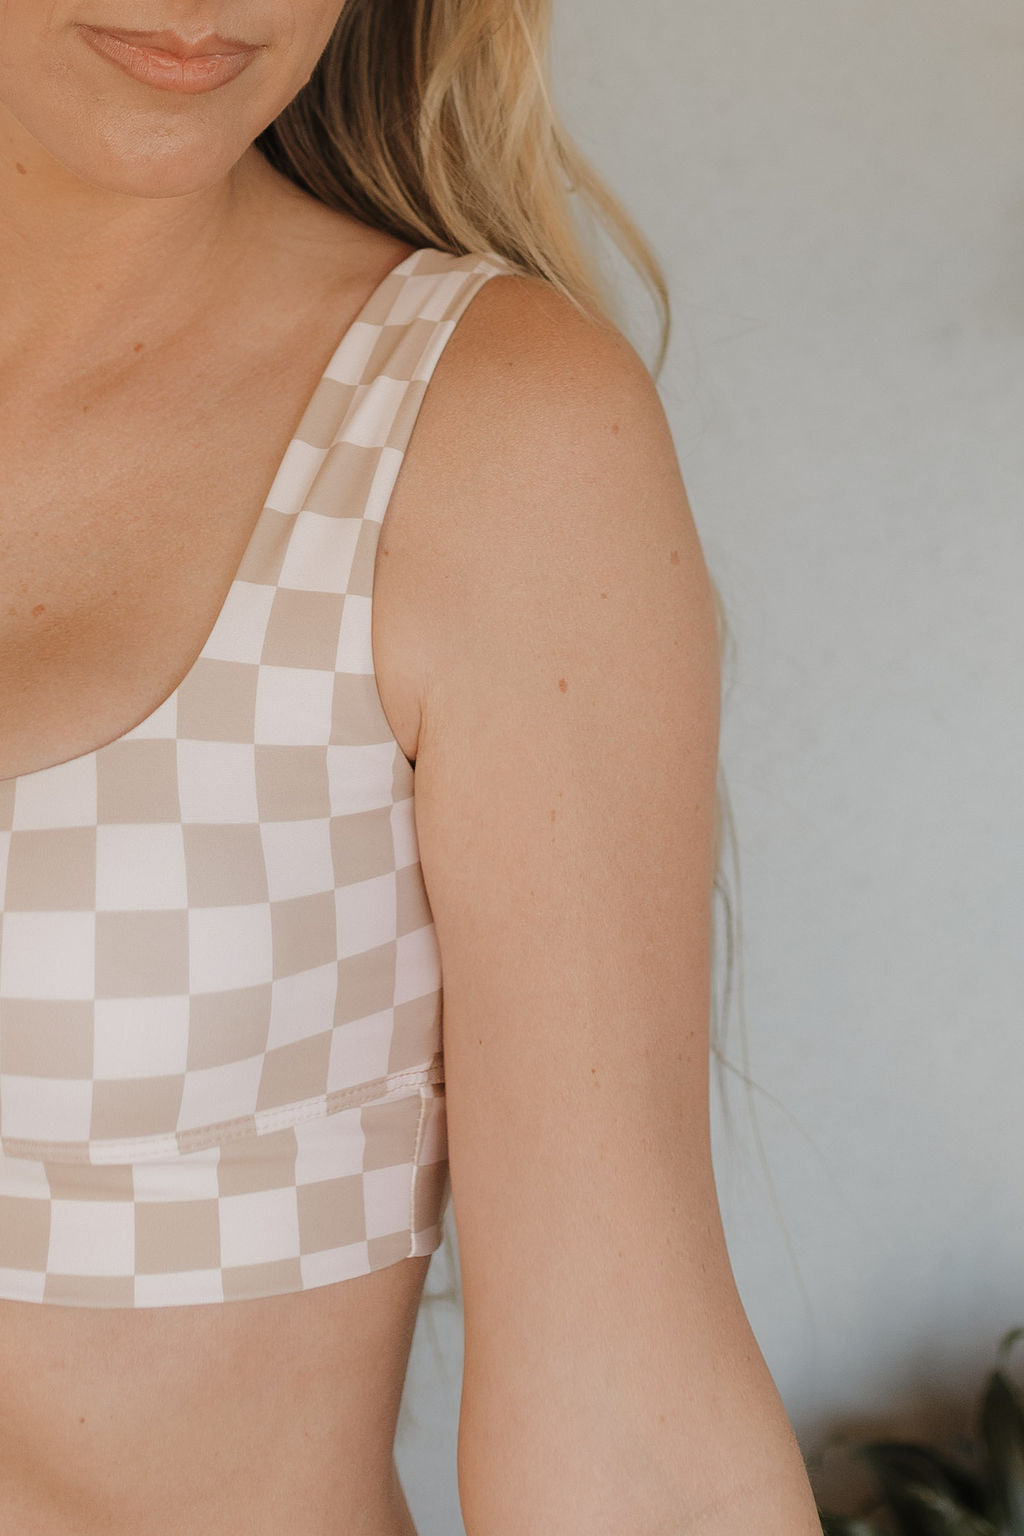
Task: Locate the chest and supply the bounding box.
[0,287,445,1154]
[0,322,417,782]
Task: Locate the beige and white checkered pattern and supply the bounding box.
[0,247,512,1308]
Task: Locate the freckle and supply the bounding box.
[133,341,145,353]
[550,809,556,822]
[658,1413,666,1424]
[15,162,27,176]
[557,677,568,693]
[31,604,46,618]
[79,1416,85,1425]
[82,404,90,413]
[600,591,608,598]
[669,549,680,565]
[611,422,620,435]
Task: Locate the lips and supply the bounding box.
[78,23,263,93]
[84,25,256,58]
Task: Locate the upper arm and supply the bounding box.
[391,276,813,1533]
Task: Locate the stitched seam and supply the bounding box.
[1,1058,445,1166]
[408,1083,433,1249]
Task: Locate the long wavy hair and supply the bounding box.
[254,0,741,1313]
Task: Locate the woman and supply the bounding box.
[0,2,822,1532]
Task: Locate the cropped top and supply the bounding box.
[0,246,512,1309]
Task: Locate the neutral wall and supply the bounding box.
[396,2,1024,1529]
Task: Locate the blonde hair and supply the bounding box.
[255,0,671,371]
[255,0,738,1311]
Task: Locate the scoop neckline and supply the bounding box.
[1,243,435,789]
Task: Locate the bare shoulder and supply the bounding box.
[374,269,717,762]
[406,268,670,506]
[422,266,648,409]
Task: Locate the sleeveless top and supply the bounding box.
[0,246,513,1309]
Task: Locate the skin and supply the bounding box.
[380,280,825,1534]
[0,2,348,336]
[0,3,825,1532]
[0,5,431,1534]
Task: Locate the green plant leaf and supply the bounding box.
[818,1516,888,1536]
[979,1370,1024,1534]
[878,1443,987,1514]
[996,1330,1024,1369]
[908,1484,998,1536]
[859,1441,989,1534]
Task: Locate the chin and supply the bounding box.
[0,40,290,202]
[0,87,272,200]
[62,117,258,200]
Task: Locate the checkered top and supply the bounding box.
[0,246,513,1307]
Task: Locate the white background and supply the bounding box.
[396,2,1024,1528]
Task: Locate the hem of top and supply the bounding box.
[0,1058,445,1167]
[0,1218,448,1310]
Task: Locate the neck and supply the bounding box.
[0,116,278,373]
